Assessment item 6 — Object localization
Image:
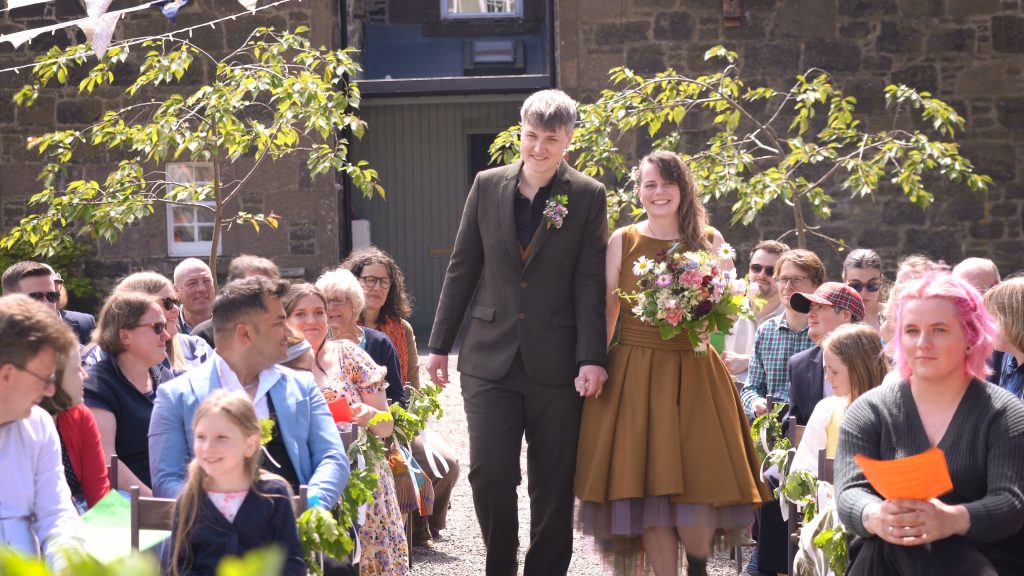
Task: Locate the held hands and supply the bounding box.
[864,499,970,546]
[720,351,750,375]
[753,397,769,416]
[575,365,608,398]
[426,353,450,387]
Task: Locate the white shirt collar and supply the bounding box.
[212,352,279,419]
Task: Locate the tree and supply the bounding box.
[4,26,383,281]
[490,46,991,249]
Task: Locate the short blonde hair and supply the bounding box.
[985,278,1024,354]
[316,268,365,317]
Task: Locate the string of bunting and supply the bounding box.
[0,0,273,64]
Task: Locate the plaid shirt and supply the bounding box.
[740,313,814,418]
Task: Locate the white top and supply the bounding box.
[0,407,86,571]
[214,352,279,419]
[791,395,848,476]
[725,301,785,384]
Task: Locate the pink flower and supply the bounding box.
[655,274,673,288]
[665,309,684,326]
[681,270,704,286]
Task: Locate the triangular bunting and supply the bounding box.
[7,0,51,9]
[84,0,113,18]
[160,0,188,23]
[78,11,120,59]
[238,0,257,10]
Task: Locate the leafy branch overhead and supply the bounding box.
[490,46,991,249]
[4,26,383,279]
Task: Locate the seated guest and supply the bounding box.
[842,249,885,331]
[953,257,1000,294]
[791,323,886,475]
[837,274,1024,576]
[149,277,348,507]
[984,277,1024,400]
[343,246,462,545]
[1,261,95,345]
[0,295,85,571]
[52,271,97,346]
[39,344,110,511]
[173,258,215,336]
[315,268,405,406]
[85,291,175,495]
[190,254,281,348]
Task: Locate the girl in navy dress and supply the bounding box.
[168,390,306,576]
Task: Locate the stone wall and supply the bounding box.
[0,0,340,308]
[557,0,1024,278]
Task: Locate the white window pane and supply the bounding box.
[172,207,195,225]
[196,209,215,224]
[174,226,195,243]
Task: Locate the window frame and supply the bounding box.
[440,0,522,20]
[165,162,221,258]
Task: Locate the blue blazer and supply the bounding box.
[148,360,348,507]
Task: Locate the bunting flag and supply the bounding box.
[7,0,51,9]
[238,0,257,10]
[77,10,120,59]
[160,0,187,23]
[0,17,88,48]
[84,0,113,18]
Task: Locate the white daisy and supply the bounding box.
[632,256,655,276]
[718,242,737,261]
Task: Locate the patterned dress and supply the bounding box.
[320,339,410,575]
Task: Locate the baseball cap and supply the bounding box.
[790,281,865,322]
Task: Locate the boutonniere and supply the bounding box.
[543,194,569,229]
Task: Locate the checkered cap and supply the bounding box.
[790,281,865,322]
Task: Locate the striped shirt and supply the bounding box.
[740,313,814,417]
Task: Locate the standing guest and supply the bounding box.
[39,345,110,510]
[168,390,305,576]
[790,323,887,475]
[173,258,215,335]
[984,278,1024,400]
[842,249,885,331]
[787,282,866,426]
[0,295,85,571]
[284,283,409,575]
[894,254,949,284]
[316,268,404,406]
[85,291,175,494]
[190,255,282,349]
[149,277,348,508]
[575,151,769,576]
[953,257,1000,294]
[84,272,210,374]
[740,249,824,419]
[426,89,609,576]
[343,246,462,545]
[722,240,789,384]
[1,261,95,345]
[837,273,1024,575]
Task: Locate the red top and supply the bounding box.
[56,404,111,507]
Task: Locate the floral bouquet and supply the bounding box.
[621,242,756,352]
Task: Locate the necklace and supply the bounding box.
[243,381,259,390]
[644,219,680,241]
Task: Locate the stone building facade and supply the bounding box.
[557,0,1024,277]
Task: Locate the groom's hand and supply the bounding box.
[426,353,450,387]
[575,365,608,398]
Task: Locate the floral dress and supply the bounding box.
[320,339,410,575]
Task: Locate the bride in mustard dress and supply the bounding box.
[575,151,770,576]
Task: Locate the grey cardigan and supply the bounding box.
[836,378,1024,543]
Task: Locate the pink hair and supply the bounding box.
[889,273,998,381]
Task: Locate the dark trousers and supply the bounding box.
[848,536,999,576]
[461,353,584,576]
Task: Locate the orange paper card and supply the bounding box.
[328,399,354,423]
[853,447,953,501]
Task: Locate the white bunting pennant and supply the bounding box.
[237,0,257,10]
[7,0,51,9]
[83,0,113,18]
[78,11,120,58]
[0,16,88,48]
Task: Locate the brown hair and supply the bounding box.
[637,150,710,252]
[227,255,281,283]
[93,291,160,355]
[282,283,329,373]
[0,294,76,389]
[115,271,187,369]
[749,239,789,260]
[985,277,1024,355]
[341,246,413,321]
[822,323,887,402]
[211,277,290,338]
[1,261,54,295]
[170,390,288,576]
[775,249,827,287]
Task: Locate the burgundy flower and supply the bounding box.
[693,299,713,318]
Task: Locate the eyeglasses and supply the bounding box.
[132,321,168,335]
[12,365,59,388]
[777,276,810,287]
[847,281,882,293]
[326,297,350,308]
[358,276,392,289]
[161,297,181,311]
[748,264,775,276]
[27,291,60,304]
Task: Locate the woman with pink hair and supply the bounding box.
[836,273,1024,575]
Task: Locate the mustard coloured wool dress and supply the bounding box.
[574,225,771,570]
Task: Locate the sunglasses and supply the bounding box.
[748,264,775,276]
[28,291,61,304]
[133,321,168,335]
[161,297,181,311]
[847,281,882,293]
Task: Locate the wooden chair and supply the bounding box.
[108,454,119,492]
[129,486,176,550]
[818,449,835,484]
[786,416,807,574]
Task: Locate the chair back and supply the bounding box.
[788,415,806,447]
[818,449,835,484]
[129,486,176,550]
[293,485,309,516]
[108,454,119,491]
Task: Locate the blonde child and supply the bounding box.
[169,390,306,576]
[791,323,888,474]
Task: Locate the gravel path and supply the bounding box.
[410,355,748,576]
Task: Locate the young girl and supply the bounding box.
[791,323,888,475]
[169,390,306,576]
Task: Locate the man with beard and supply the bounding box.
[722,240,789,385]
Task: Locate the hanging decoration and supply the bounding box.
[83,0,112,18]
[0,17,88,49]
[237,0,257,10]
[77,11,120,58]
[160,0,188,23]
[6,0,51,10]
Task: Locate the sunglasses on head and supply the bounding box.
[847,281,882,293]
[748,264,775,276]
[28,291,60,304]
[161,297,181,311]
[133,321,167,335]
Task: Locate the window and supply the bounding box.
[165,162,221,257]
[442,0,521,19]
